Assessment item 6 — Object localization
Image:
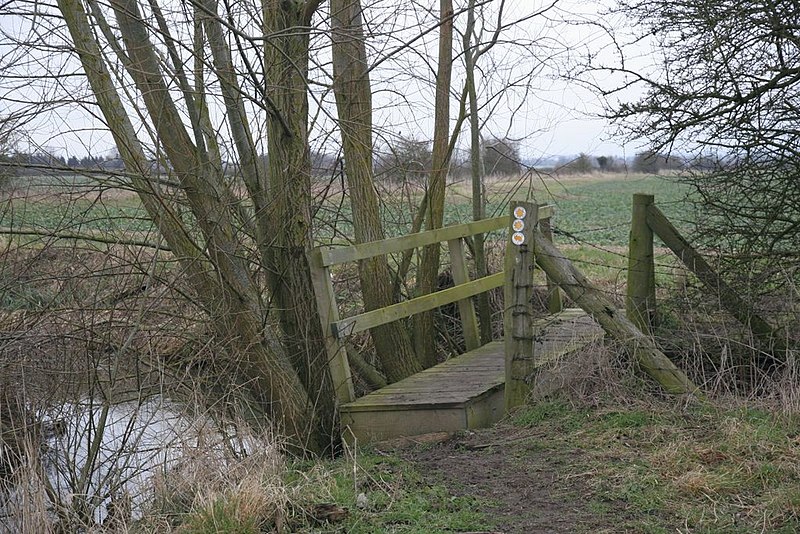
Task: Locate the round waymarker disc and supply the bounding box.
[511,232,525,245]
[513,206,527,219]
[512,219,525,232]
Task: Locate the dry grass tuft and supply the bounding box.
[1,437,59,534]
[144,429,290,532]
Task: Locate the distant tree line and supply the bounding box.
[0,151,125,174]
[2,145,704,182]
[556,150,698,175]
[372,136,522,182]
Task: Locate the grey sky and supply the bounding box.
[0,0,643,160]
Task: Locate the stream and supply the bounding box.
[1,395,259,529]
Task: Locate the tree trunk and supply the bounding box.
[60,0,329,454]
[263,0,339,453]
[199,0,271,256]
[415,0,454,368]
[463,0,492,344]
[330,0,422,382]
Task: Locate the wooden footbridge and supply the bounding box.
[311,202,601,443]
[311,196,740,443]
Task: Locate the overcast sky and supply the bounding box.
[0,0,646,160]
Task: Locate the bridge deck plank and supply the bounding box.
[341,309,603,442]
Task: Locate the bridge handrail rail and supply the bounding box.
[314,205,555,267]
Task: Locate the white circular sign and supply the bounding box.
[513,206,527,219]
[512,232,525,245]
[512,219,525,232]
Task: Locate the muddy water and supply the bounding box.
[2,395,256,528]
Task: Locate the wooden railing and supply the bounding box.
[310,203,558,405]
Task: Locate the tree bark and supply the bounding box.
[60,0,328,454]
[263,0,339,453]
[330,0,422,382]
[199,0,271,256]
[463,0,491,344]
[415,0,454,368]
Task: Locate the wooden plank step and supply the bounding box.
[341,309,604,443]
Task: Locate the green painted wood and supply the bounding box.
[465,387,506,429]
[448,237,481,351]
[332,272,504,337]
[318,205,555,267]
[341,310,601,412]
[342,407,467,443]
[309,249,355,404]
[340,310,603,441]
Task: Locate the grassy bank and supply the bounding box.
[154,394,800,533]
[506,397,800,533]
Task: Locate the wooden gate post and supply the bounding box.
[504,201,538,410]
[627,193,657,333]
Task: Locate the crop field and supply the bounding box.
[0,173,692,246]
[0,173,693,310]
[517,174,693,245]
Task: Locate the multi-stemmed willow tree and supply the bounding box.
[1,0,566,454]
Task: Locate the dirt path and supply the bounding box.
[395,423,630,533]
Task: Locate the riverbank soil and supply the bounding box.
[396,420,631,533]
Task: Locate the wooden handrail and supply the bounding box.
[331,272,504,338]
[316,205,555,267]
[311,201,559,406]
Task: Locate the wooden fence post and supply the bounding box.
[539,215,563,314]
[447,238,481,351]
[627,193,657,333]
[504,201,538,410]
[310,249,356,405]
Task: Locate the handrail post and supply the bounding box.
[539,214,563,314]
[504,201,538,410]
[627,193,657,333]
[447,237,481,351]
[310,249,356,405]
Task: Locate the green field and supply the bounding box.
[373,173,693,247]
[475,174,693,246]
[1,174,693,248]
[534,175,693,245]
